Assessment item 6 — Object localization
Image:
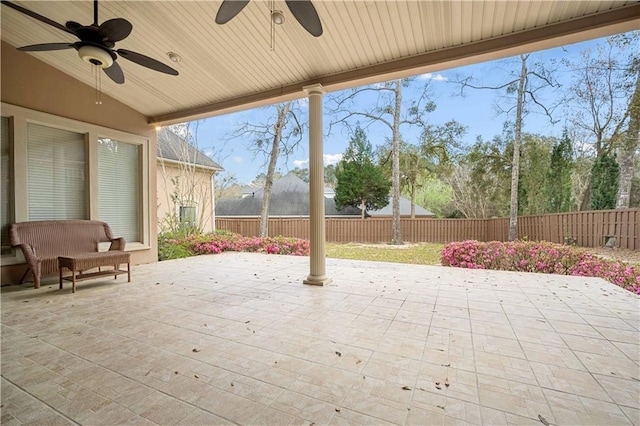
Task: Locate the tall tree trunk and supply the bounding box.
[391,80,403,244]
[615,72,640,209]
[508,55,528,241]
[360,200,366,219]
[259,102,290,237]
[410,185,416,218]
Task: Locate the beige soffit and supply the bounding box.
[1,1,639,125]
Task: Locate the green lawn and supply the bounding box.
[325,242,444,265]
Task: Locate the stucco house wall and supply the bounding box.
[1,42,157,284]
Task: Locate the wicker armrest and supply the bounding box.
[109,237,126,251]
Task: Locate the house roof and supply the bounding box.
[157,127,222,171]
[217,174,361,217]
[1,2,637,125]
[217,174,434,217]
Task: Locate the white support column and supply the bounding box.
[303,84,332,286]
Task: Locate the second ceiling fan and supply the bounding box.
[215,0,323,37]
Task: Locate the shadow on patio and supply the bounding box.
[2,252,638,425]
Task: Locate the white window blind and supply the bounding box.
[1,117,13,254]
[27,123,86,220]
[98,139,140,243]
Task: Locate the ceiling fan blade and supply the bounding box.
[18,43,74,52]
[116,49,179,76]
[1,1,77,36]
[215,0,250,24]
[103,61,125,84]
[65,21,82,33]
[285,0,322,37]
[99,18,133,43]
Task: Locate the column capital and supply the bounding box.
[303,83,326,96]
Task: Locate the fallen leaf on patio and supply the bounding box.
[194,374,199,379]
[30,336,38,338]
[445,378,450,387]
[192,348,201,353]
[204,323,207,327]
[174,371,179,375]
[538,414,549,426]
[441,363,450,367]
[419,388,426,391]
[144,370,151,376]
[355,360,362,364]
[437,405,445,410]
[155,282,159,285]
[22,300,29,303]
[435,385,442,390]
[335,408,341,413]
[335,351,342,357]
[231,382,234,387]
[435,382,440,385]
[402,386,411,390]
[245,320,251,323]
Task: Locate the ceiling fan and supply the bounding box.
[1,0,179,84]
[215,0,323,37]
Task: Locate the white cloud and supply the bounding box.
[234,156,243,163]
[323,153,342,165]
[292,154,342,168]
[419,72,448,82]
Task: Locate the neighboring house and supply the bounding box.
[216,174,434,218]
[157,128,223,233]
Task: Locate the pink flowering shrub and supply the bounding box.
[159,230,309,261]
[441,240,639,294]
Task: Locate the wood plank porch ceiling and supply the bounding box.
[1,1,639,125]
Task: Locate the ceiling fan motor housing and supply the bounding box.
[77,44,113,68]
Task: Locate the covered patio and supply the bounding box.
[2,253,638,425]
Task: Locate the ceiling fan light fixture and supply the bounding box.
[78,44,113,68]
[271,10,285,25]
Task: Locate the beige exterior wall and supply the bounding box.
[1,42,158,284]
[157,161,216,234]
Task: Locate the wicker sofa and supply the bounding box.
[9,220,126,289]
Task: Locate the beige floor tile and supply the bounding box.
[2,252,638,426]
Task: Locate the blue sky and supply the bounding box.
[183,35,614,184]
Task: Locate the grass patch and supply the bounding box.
[325,242,443,265]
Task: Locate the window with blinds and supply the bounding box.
[27,123,86,221]
[98,138,140,243]
[1,117,14,255]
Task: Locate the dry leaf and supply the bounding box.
[538,414,549,426]
[419,387,426,391]
[174,371,179,375]
[245,320,251,324]
[335,408,341,413]
[194,374,199,379]
[437,405,445,410]
[435,382,440,385]
[192,348,201,353]
[231,382,234,387]
[402,386,411,390]
[445,378,450,387]
[441,363,451,367]
[355,360,362,364]
[435,384,442,390]
[335,351,342,357]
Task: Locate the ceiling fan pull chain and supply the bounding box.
[270,0,275,52]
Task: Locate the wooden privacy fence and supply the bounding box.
[216,208,639,250]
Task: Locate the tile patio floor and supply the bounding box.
[1,252,639,425]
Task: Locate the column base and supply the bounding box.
[303,275,333,286]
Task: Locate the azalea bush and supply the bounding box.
[441,240,639,294]
[158,229,309,261]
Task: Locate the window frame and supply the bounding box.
[1,102,151,265]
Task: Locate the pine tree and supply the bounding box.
[590,152,620,210]
[335,126,391,218]
[544,130,574,212]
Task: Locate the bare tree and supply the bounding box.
[458,54,557,240]
[563,36,639,210]
[328,78,435,244]
[234,101,304,237]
